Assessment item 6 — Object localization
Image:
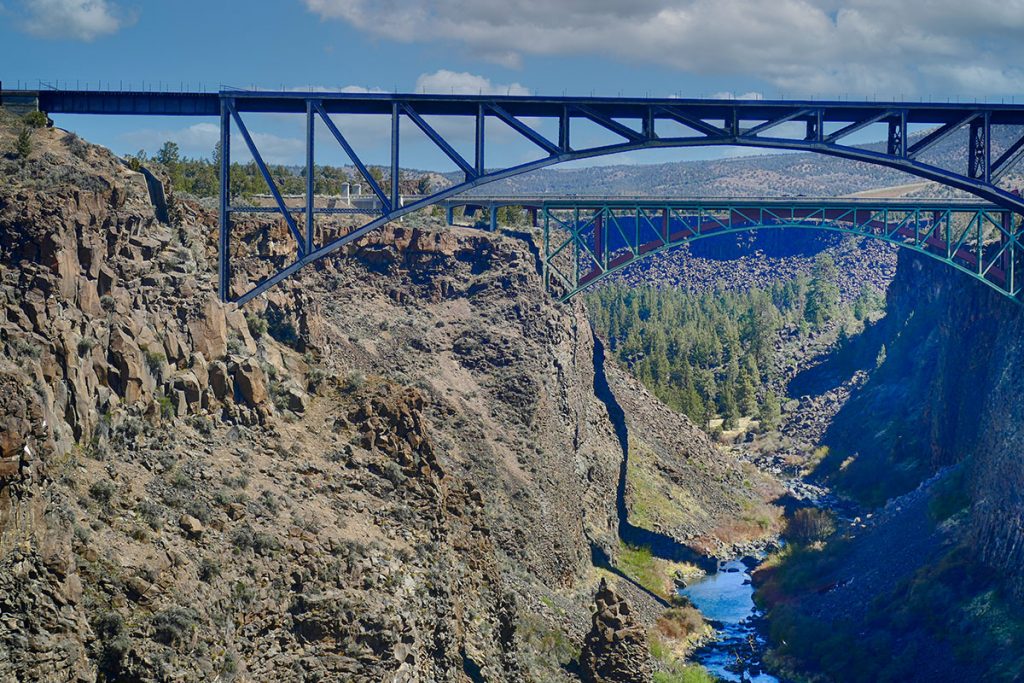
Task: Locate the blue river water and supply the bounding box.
[680,559,785,683]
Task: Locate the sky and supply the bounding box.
[3,0,1024,169]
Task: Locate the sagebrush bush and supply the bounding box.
[786,507,837,545]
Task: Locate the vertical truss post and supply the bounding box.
[475,104,485,175]
[1003,212,1012,288]
[977,211,984,275]
[888,111,907,157]
[218,98,231,302]
[805,110,822,142]
[559,106,570,151]
[594,210,604,267]
[1011,214,1019,296]
[969,114,991,181]
[633,205,640,254]
[390,102,400,212]
[305,99,315,256]
[542,207,549,290]
[573,206,581,289]
[642,107,655,140]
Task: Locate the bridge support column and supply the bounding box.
[446,205,454,226]
[489,205,498,232]
[528,207,538,227]
[218,100,231,303]
[595,211,604,266]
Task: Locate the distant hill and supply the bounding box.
[452,126,1024,198]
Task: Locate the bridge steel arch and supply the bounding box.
[541,199,1022,302]
[19,88,1024,303]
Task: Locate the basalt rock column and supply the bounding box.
[579,578,653,683]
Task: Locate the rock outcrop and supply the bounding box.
[0,110,780,681]
[579,579,653,683]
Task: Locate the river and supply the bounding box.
[680,557,787,683]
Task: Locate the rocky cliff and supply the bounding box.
[0,113,778,681]
[759,248,1024,681]
[817,249,1024,601]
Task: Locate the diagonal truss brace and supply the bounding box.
[313,101,391,213]
[228,101,306,254]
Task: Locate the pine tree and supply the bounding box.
[758,392,781,431]
[15,127,31,160]
[806,253,840,327]
[738,367,758,416]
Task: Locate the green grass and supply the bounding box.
[653,663,718,683]
[928,468,971,522]
[618,542,664,597]
[517,613,577,677]
[626,438,704,531]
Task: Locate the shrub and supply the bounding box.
[245,312,268,338]
[64,132,89,159]
[231,524,280,555]
[100,295,116,313]
[151,607,199,646]
[258,490,280,516]
[340,370,366,393]
[89,479,117,506]
[786,507,837,545]
[158,395,175,420]
[655,606,705,641]
[22,111,47,128]
[198,557,220,582]
[142,347,165,375]
[137,499,165,530]
[77,337,97,356]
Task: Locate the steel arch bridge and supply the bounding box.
[12,88,1024,303]
[539,199,1020,301]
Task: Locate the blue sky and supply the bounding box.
[4,0,1024,169]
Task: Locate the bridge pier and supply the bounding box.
[489,205,498,232]
[527,207,538,228]
[445,205,454,226]
[0,88,41,116]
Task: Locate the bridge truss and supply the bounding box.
[13,88,1024,302]
[541,199,1022,302]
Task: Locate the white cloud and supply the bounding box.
[120,123,304,165]
[20,0,132,41]
[414,70,530,96]
[710,91,764,100]
[302,0,1024,97]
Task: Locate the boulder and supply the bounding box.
[178,514,204,538]
[233,358,268,407]
[108,327,154,404]
[208,361,233,401]
[188,297,228,360]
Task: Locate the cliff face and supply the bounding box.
[0,117,620,681]
[817,249,1024,601]
[0,117,777,681]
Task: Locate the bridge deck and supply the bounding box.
[4,89,1024,125]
